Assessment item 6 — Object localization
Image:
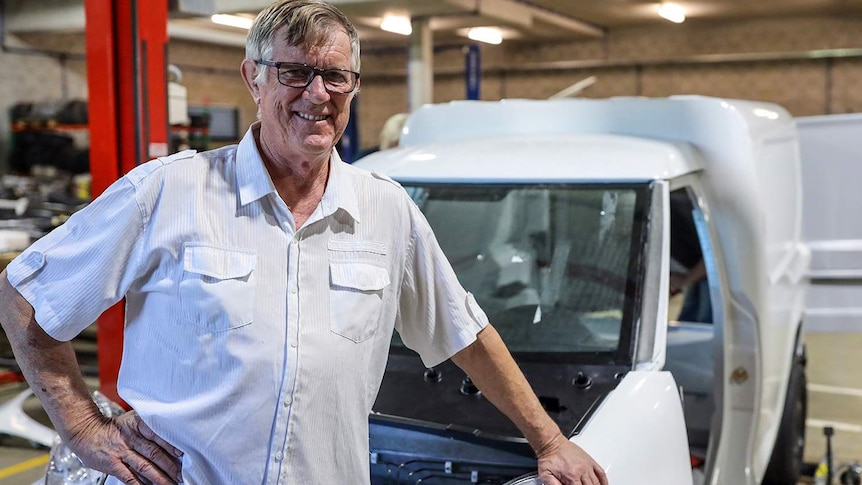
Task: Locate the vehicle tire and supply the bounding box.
[762,359,807,485]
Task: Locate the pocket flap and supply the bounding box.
[327,239,388,255]
[183,244,256,280]
[330,261,390,291]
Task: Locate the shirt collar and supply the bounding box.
[235,122,361,223]
[320,149,361,224]
[236,123,277,206]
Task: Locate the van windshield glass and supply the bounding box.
[396,183,650,362]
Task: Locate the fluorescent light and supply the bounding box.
[380,14,412,36]
[467,27,502,45]
[211,14,253,30]
[657,3,686,23]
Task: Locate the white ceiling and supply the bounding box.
[5,0,862,48]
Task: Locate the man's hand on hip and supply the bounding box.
[67,409,183,485]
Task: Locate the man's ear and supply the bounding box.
[240,59,261,104]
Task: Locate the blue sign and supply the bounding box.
[465,44,481,100]
[338,96,360,163]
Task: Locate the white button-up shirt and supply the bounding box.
[7,124,489,484]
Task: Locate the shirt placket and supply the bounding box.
[266,230,302,485]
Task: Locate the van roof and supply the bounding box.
[356,133,703,183]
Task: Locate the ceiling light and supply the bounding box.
[467,27,502,45]
[657,3,686,23]
[211,14,253,30]
[380,14,412,36]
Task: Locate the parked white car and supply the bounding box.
[33,96,809,485]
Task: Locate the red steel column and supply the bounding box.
[85,0,168,405]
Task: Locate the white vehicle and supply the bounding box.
[358,96,809,485]
[795,113,862,332]
[34,96,809,485]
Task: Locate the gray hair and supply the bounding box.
[246,0,361,86]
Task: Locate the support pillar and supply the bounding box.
[84,0,168,405]
[407,17,433,112]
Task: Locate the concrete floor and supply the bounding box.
[0,332,859,484]
[802,332,862,472]
[0,384,50,485]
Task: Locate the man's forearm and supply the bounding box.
[0,271,103,442]
[451,325,562,451]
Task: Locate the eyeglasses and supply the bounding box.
[255,60,360,94]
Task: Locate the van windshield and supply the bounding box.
[397,183,651,363]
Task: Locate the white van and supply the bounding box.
[358,96,809,485]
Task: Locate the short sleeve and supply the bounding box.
[396,196,489,367]
[6,176,147,341]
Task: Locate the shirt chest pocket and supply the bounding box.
[179,244,256,331]
[329,260,391,343]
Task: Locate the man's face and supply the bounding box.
[250,26,356,163]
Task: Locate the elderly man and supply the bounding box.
[0,1,607,484]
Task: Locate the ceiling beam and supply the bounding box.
[475,0,533,28]
[531,7,604,38]
[3,0,85,33]
[212,0,272,14]
[438,0,604,38]
[213,0,393,15]
[167,21,248,47]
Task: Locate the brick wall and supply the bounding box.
[166,42,256,138]
[358,15,862,150]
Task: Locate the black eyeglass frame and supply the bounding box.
[255,60,360,94]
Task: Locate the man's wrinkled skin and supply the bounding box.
[0,273,183,485]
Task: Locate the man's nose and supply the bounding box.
[304,74,330,99]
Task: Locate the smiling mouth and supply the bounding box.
[296,112,328,122]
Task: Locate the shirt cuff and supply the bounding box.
[6,249,75,342]
[419,292,490,368]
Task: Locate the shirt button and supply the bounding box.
[274,451,283,461]
[290,340,298,348]
[290,286,297,294]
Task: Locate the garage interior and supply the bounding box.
[0,0,861,484]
